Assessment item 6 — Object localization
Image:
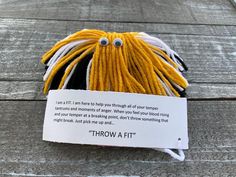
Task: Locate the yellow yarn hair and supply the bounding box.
[42,29,188,96]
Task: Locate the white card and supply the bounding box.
[43,90,188,149]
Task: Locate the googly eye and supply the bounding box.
[113,38,123,47]
[99,37,109,46]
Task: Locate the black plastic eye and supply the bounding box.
[113,38,123,47]
[99,37,109,46]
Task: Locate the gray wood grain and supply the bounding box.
[0,1,236,176]
[2,18,236,36]
[0,19,236,83]
[1,81,236,100]
[0,100,235,176]
[0,0,236,25]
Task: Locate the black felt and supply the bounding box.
[66,53,93,90]
[49,61,71,90]
[47,51,93,90]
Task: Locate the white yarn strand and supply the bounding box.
[43,40,89,81]
[138,33,185,71]
[157,77,174,96]
[86,59,93,90]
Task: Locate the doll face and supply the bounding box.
[89,33,127,92]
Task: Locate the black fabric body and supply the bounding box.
[66,53,93,89]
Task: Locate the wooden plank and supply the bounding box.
[0,19,236,83]
[0,100,235,176]
[1,18,236,36]
[0,81,43,100]
[1,161,236,176]
[0,81,236,100]
[0,0,235,25]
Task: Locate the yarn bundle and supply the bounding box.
[41,29,188,96]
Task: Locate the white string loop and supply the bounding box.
[154,139,185,161]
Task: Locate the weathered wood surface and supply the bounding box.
[0,19,236,83]
[0,0,236,176]
[0,0,236,25]
[0,101,236,176]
